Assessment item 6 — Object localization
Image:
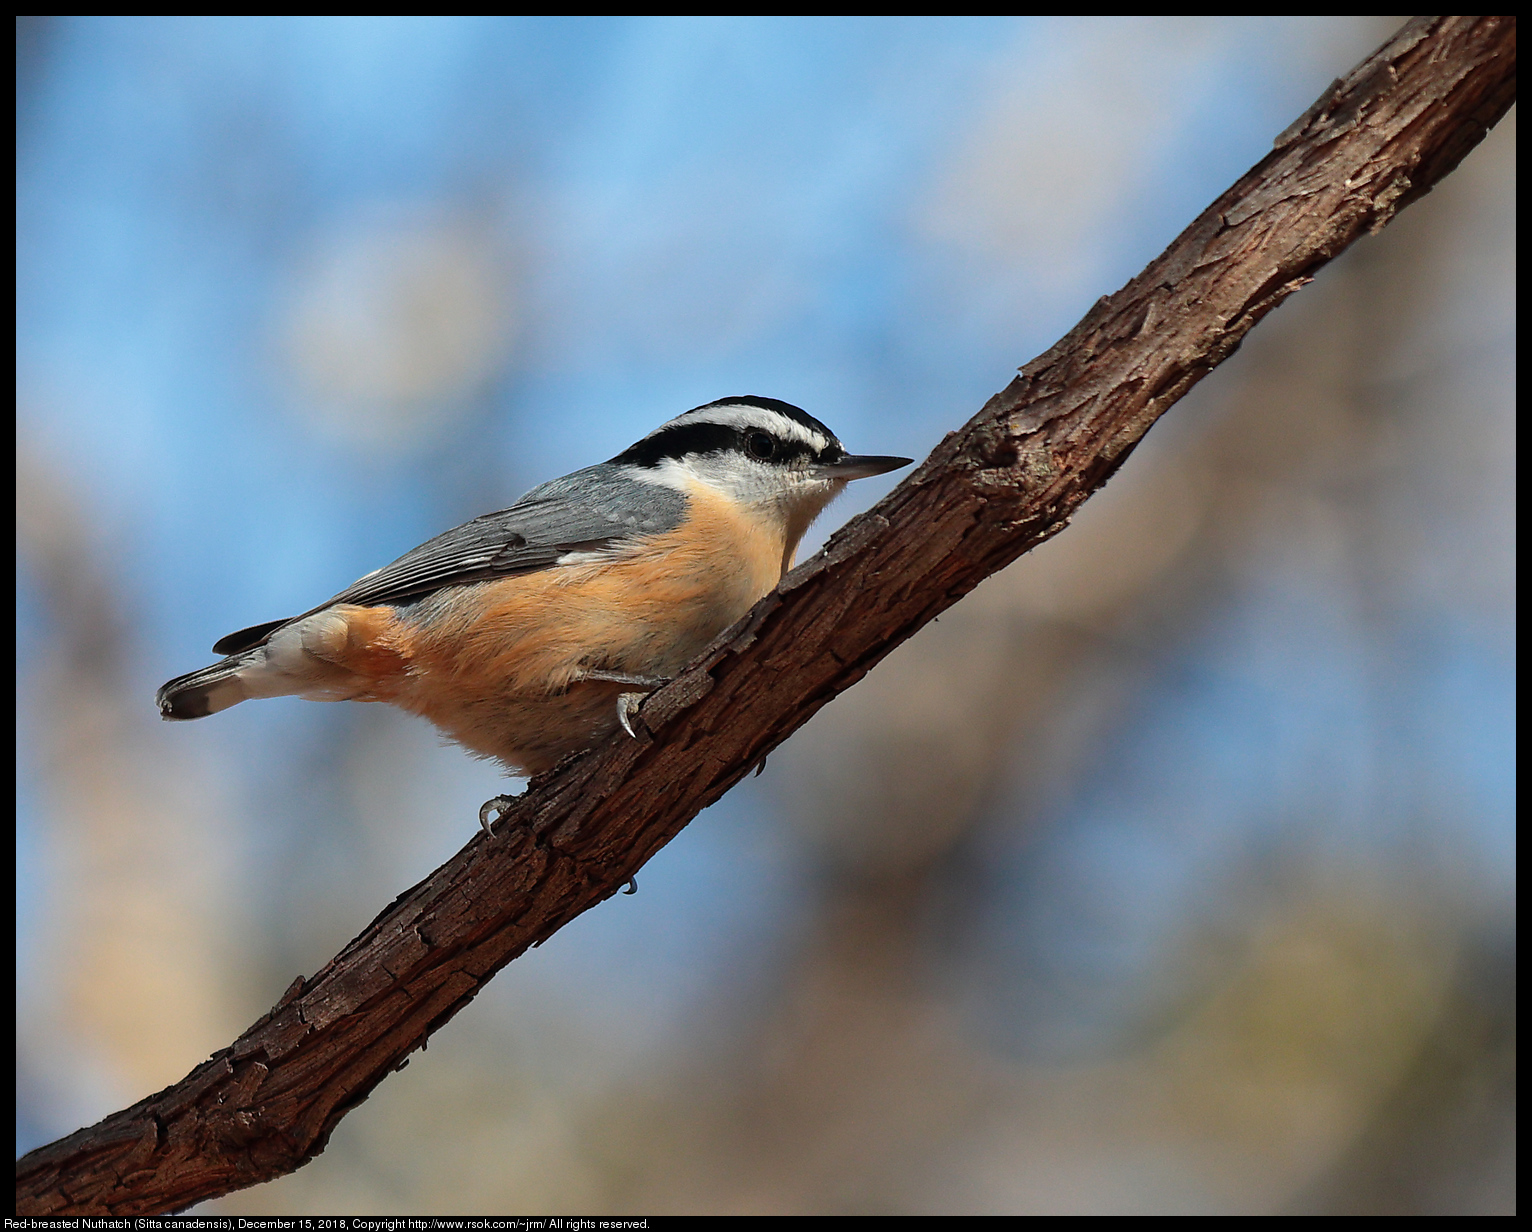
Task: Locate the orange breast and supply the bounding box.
[314,480,789,773]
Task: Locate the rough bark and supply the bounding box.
[16,15,1516,1216]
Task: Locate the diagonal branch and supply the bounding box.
[17,15,1516,1216]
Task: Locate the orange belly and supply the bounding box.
[311,482,789,774]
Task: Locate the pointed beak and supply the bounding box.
[814,453,915,481]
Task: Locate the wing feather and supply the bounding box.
[210,464,684,654]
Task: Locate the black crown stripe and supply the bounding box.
[686,395,839,445]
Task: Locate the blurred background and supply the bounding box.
[15,16,1514,1216]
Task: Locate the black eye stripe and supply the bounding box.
[611,422,734,467]
[611,422,825,468]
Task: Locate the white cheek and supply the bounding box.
[635,454,842,536]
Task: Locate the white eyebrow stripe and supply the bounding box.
[649,405,830,452]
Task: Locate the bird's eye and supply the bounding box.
[745,431,776,460]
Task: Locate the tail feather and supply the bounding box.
[159,607,389,720]
[213,617,291,656]
[157,658,252,721]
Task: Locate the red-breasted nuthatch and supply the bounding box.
[157,397,912,804]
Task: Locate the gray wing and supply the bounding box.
[211,465,685,655]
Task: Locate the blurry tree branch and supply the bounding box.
[16,15,1515,1216]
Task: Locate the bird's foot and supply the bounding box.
[479,794,519,838]
[573,669,672,691]
[572,669,672,740]
[616,692,645,738]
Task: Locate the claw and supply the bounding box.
[479,794,517,838]
[571,669,668,739]
[623,876,638,895]
[617,692,644,739]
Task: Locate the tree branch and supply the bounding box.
[17,15,1515,1216]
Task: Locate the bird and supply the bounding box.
[157,396,912,818]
